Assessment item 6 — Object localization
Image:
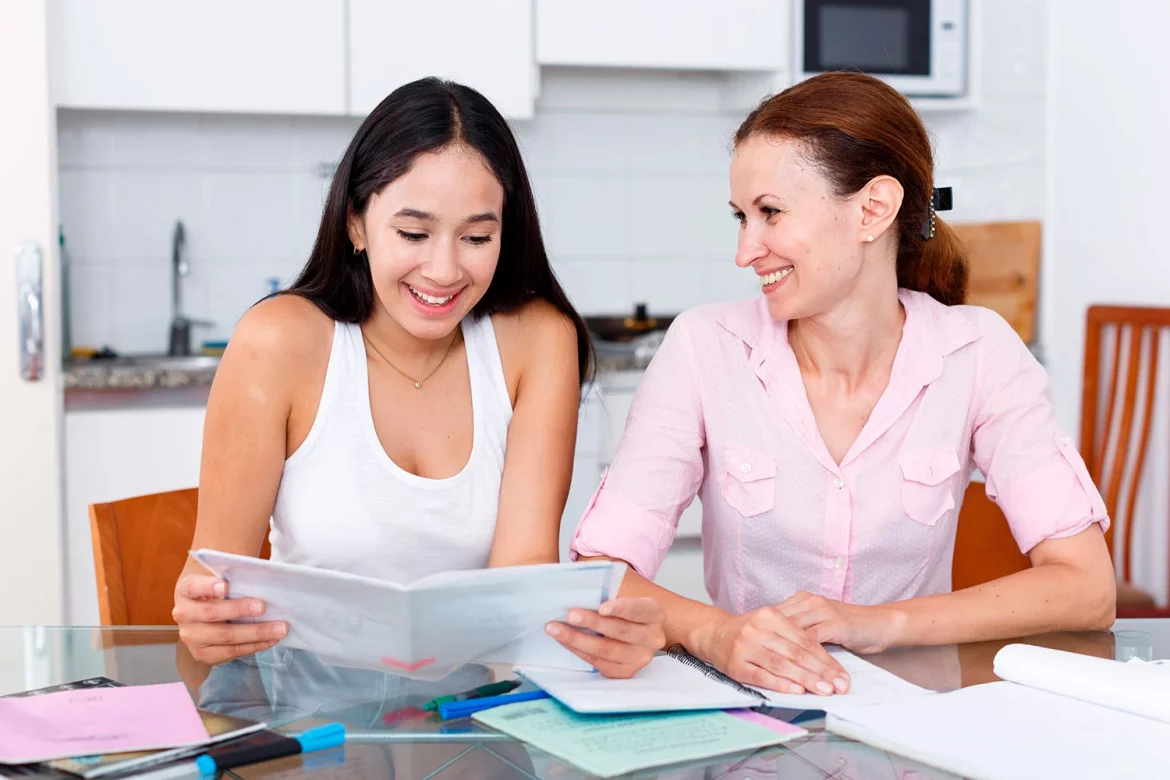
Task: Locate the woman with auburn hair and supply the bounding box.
[558,72,1115,697]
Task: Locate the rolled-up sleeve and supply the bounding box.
[570,314,706,579]
[970,311,1110,554]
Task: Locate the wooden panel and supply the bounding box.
[953,221,1042,343]
[952,482,1031,592]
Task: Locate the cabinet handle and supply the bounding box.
[16,243,44,381]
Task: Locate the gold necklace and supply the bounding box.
[362,328,460,389]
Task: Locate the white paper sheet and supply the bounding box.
[827,680,1170,780]
[190,550,625,680]
[752,648,932,712]
[993,643,1170,723]
[516,656,762,713]
[517,648,930,714]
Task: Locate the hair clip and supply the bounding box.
[922,186,953,241]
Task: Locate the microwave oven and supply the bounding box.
[795,0,968,97]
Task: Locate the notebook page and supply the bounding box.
[826,681,1170,780]
[516,656,762,713]
[994,643,1170,723]
[751,648,930,712]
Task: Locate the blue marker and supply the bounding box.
[193,723,345,777]
[438,689,550,721]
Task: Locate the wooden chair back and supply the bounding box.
[89,488,270,626]
[1079,305,1170,587]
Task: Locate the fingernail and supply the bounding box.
[273,623,287,637]
[817,681,834,695]
[789,683,804,694]
[249,601,264,615]
[214,582,225,597]
[546,623,562,637]
[835,677,849,693]
[599,603,613,616]
[568,610,583,625]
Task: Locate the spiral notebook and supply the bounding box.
[515,645,928,715]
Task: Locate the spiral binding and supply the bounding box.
[665,644,767,702]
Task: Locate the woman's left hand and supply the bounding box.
[546,597,666,678]
[777,592,906,655]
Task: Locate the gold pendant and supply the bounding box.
[414,381,423,389]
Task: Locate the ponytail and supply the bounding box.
[897,217,968,306]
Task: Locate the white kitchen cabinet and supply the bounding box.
[48,0,346,114]
[348,0,536,120]
[64,407,206,625]
[536,0,789,72]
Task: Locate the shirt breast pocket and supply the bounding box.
[898,446,962,526]
[721,444,776,518]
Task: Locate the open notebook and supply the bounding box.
[515,644,930,714]
[826,644,1170,780]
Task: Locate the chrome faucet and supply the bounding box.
[168,220,213,356]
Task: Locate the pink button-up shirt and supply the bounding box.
[571,290,1109,614]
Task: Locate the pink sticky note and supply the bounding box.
[727,709,809,737]
[0,682,210,764]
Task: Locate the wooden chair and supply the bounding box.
[89,488,270,626]
[954,305,1170,616]
[1080,305,1170,617]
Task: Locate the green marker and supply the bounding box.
[423,679,522,712]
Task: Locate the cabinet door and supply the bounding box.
[48,0,346,114]
[348,0,535,120]
[536,0,789,71]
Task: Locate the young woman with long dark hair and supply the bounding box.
[173,78,664,673]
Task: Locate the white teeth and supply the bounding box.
[760,267,793,287]
[409,285,455,306]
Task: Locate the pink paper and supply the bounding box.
[0,682,210,764]
[727,708,808,737]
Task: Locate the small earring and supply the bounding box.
[866,235,874,243]
[353,246,362,255]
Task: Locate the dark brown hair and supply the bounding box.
[734,72,967,306]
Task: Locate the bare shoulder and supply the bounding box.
[493,298,577,349]
[492,299,579,389]
[221,294,335,380]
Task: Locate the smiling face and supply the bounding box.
[348,143,505,341]
[730,135,883,322]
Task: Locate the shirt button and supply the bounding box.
[740,462,752,474]
[1058,435,1071,446]
[834,557,844,569]
[833,477,845,489]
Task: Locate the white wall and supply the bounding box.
[58,0,1049,353]
[1045,1,1170,603]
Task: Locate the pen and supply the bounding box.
[438,689,550,721]
[423,679,522,711]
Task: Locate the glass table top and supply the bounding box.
[1,620,1166,779]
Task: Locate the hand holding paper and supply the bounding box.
[545,596,666,679]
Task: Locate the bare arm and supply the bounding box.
[173,295,331,664]
[782,526,1115,653]
[488,301,580,567]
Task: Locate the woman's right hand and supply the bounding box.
[692,606,851,696]
[172,574,287,664]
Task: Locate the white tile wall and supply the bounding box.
[57,0,1047,353]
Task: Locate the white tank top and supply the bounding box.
[269,315,513,584]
